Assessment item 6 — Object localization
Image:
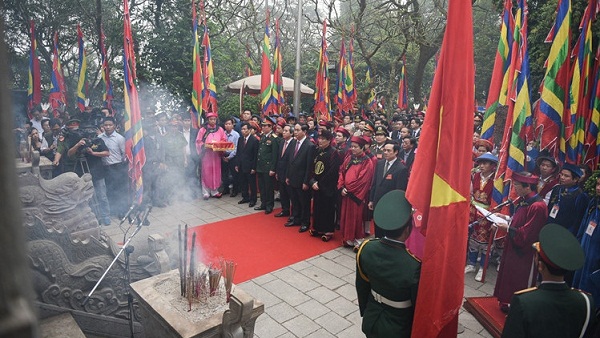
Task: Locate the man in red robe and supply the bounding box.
[338,136,375,247]
[493,171,548,312]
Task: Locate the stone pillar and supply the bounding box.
[0,17,39,337]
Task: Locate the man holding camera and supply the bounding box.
[66,123,111,225]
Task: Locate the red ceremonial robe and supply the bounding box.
[493,192,548,304]
[337,154,375,243]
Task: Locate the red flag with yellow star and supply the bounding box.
[405,0,474,335]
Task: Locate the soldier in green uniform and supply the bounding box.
[502,223,597,338]
[356,190,421,338]
[370,125,388,160]
[255,116,279,214]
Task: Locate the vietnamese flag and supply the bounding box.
[405,0,474,335]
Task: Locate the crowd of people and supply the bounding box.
[14,103,600,336]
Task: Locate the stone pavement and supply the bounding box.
[102,194,497,338]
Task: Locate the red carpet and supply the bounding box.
[188,210,341,283]
[463,297,507,338]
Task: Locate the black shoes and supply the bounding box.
[248,202,256,207]
[274,211,290,217]
[284,220,300,227]
[299,225,309,233]
[265,209,273,215]
[254,205,266,211]
[238,199,250,204]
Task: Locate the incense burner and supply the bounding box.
[131,269,263,338]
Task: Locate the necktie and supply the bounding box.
[282,140,289,157]
[384,161,390,178]
[294,141,300,157]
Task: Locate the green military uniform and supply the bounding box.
[255,117,279,212]
[355,190,420,338]
[502,223,597,338]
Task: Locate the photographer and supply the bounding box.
[66,123,112,225]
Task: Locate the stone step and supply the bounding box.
[40,312,85,338]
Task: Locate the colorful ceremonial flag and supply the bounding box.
[344,36,357,112]
[536,0,571,161]
[260,12,276,115]
[202,24,218,113]
[404,0,474,335]
[49,32,67,114]
[123,0,146,204]
[100,26,114,111]
[481,0,514,141]
[273,19,284,115]
[366,67,377,111]
[567,0,594,163]
[397,57,408,110]
[27,20,41,113]
[245,44,254,77]
[493,0,531,207]
[336,38,347,115]
[314,21,331,121]
[585,46,600,168]
[191,0,204,129]
[76,25,89,112]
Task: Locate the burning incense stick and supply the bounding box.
[208,265,222,297]
[178,224,183,296]
[220,259,236,303]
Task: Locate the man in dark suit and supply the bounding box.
[275,124,294,218]
[234,122,259,207]
[399,136,416,174]
[285,123,315,231]
[502,223,596,338]
[182,114,200,199]
[368,141,409,238]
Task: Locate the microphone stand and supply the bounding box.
[83,205,152,338]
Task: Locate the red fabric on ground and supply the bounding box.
[189,210,341,283]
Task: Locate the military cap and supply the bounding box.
[374,125,387,136]
[533,223,585,271]
[561,163,583,178]
[363,120,375,133]
[353,115,363,123]
[350,135,368,147]
[374,190,413,230]
[475,152,498,164]
[335,127,350,138]
[512,171,538,184]
[66,118,81,126]
[262,116,276,126]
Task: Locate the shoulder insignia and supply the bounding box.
[405,248,421,263]
[272,134,278,138]
[356,239,372,282]
[571,287,593,296]
[514,287,537,295]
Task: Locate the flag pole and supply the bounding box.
[292,0,303,116]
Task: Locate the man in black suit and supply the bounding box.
[368,141,409,238]
[234,122,259,207]
[275,124,294,218]
[285,124,315,231]
[182,114,200,199]
[399,136,416,174]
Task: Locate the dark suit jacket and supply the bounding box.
[235,135,259,174]
[286,138,315,188]
[276,138,294,182]
[399,148,415,171]
[369,159,408,204]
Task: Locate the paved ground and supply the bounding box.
[102,194,497,338]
